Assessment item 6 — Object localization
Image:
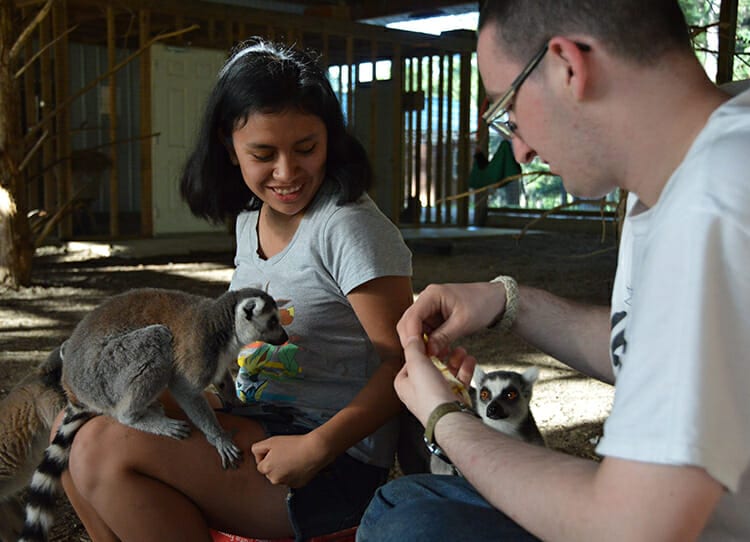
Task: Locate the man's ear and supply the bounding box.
[547,37,590,101]
[220,130,239,165]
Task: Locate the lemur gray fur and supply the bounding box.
[0,350,65,542]
[430,366,545,476]
[18,287,287,542]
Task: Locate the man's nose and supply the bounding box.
[511,136,537,165]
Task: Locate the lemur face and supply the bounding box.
[234,289,288,346]
[479,381,521,420]
[472,366,539,429]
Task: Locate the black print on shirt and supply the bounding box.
[610,311,627,370]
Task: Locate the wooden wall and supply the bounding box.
[17,0,477,239]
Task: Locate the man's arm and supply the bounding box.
[435,412,723,542]
[513,286,614,383]
[395,338,724,542]
[397,281,614,384]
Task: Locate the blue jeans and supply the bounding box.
[357,474,540,542]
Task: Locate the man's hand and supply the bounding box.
[396,282,507,356]
[394,336,477,425]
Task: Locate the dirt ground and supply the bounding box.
[0,228,618,541]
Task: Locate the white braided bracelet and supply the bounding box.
[487,275,519,332]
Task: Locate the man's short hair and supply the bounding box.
[479,0,694,65]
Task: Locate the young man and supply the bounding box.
[357,1,750,541]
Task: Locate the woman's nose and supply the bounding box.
[273,154,296,180]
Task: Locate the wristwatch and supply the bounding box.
[423,401,478,464]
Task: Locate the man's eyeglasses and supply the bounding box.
[483,41,590,140]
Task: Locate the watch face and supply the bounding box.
[424,437,452,464]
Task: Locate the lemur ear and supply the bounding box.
[242,300,256,320]
[472,365,486,387]
[522,366,540,385]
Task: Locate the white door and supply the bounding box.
[151,43,227,234]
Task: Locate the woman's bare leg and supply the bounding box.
[64,410,292,542]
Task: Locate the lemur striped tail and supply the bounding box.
[18,404,92,542]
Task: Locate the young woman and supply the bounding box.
[58,38,413,542]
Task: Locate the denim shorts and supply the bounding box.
[225,404,388,541]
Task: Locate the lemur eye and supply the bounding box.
[479,388,491,402]
[503,388,519,401]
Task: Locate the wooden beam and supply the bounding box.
[349,0,473,23]
[62,0,476,54]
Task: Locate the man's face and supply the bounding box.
[477,22,617,199]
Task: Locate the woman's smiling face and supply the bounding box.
[228,109,328,218]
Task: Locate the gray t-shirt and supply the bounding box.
[230,181,412,467]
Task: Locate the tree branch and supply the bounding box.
[9,0,54,60]
[15,23,79,79]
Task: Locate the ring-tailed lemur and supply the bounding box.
[0,350,66,542]
[430,366,545,475]
[19,287,287,542]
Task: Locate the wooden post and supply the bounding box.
[367,38,378,202]
[405,57,413,202]
[391,43,403,223]
[435,53,445,225]
[107,5,119,236]
[425,54,434,223]
[457,51,471,226]
[446,53,454,225]
[0,0,33,286]
[139,8,153,237]
[345,35,353,126]
[414,55,423,219]
[53,0,72,237]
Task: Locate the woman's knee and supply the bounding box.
[67,417,129,496]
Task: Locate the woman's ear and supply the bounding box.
[220,131,239,165]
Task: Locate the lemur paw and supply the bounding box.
[161,418,192,440]
[214,436,243,469]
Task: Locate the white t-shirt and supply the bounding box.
[230,179,412,468]
[598,90,750,540]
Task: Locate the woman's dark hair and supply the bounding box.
[180,38,372,223]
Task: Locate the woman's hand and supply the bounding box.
[251,431,333,488]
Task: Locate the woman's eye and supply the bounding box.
[252,153,274,162]
[297,144,316,155]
